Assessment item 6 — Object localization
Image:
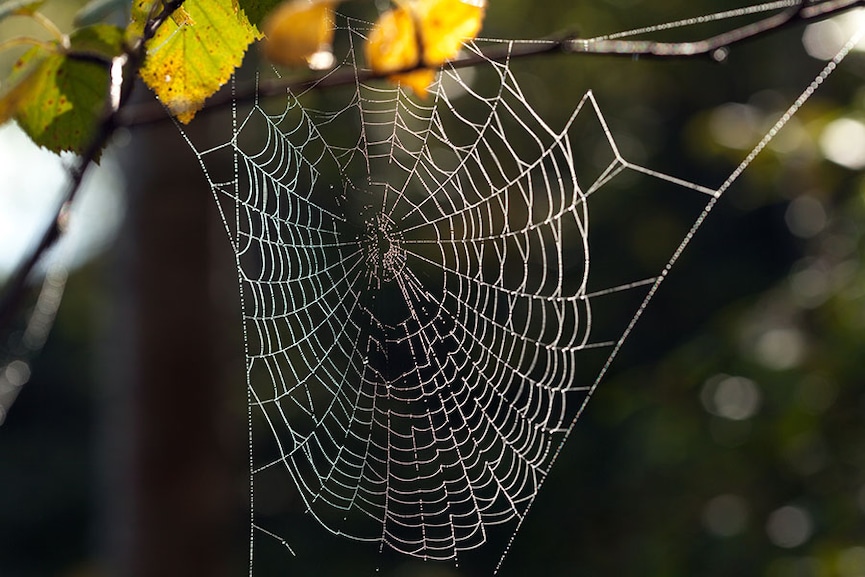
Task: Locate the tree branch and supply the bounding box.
[1,0,863,333]
[0,0,187,332]
[567,0,863,57]
[115,0,864,128]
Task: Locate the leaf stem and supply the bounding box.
[30,11,68,46]
[0,36,55,54]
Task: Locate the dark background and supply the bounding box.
[2,1,865,576]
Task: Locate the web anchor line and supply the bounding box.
[170,4,862,575]
[494,22,865,577]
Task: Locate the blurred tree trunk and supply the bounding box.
[99,110,244,577]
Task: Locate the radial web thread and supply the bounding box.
[175,6,862,573]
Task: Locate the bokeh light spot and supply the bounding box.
[802,19,847,60]
[709,103,760,149]
[785,196,827,239]
[766,505,813,549]
[703,494,749,537]
[802,10,865,60]
[819,118,865,170]
[701,374,761,420]
[754,328,806,370]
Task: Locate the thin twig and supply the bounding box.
[1,0,863,331]
[0,0,187,331]
[116,0,864,128]
[568,0,864,56]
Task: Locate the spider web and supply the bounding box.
[176,4,862,574]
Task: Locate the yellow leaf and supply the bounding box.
[393,68,436,97]
[365,0,485,97]
[413,0,485,65]
[262,0,336,69]
[132,0,260,123]
[170,5,195,27]
[365,6,418,74]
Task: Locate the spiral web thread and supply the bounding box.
[176,4,862,573]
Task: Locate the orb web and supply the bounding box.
[174,4,863,574]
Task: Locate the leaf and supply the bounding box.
[0,54,43,125]
[74,0,127,27]
[0,0,45,22]
[131,0,261,123]
[8,24,124,154]
[411,0,485,65]
[234,0,282,26]
[68,19,125,60]
[261,0,336,69]
[365,0,485,97]
[365,5,430,96]
[365,6,418,73]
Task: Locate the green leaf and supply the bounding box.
[235,0,282,26]
[132,0,261,123]
[68,19,125,60]
[0,52,44,125]
[10,24,124,154]
[74,0,127,26]
[0,0,46,22]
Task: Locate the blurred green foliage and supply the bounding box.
[3,0,865,576]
